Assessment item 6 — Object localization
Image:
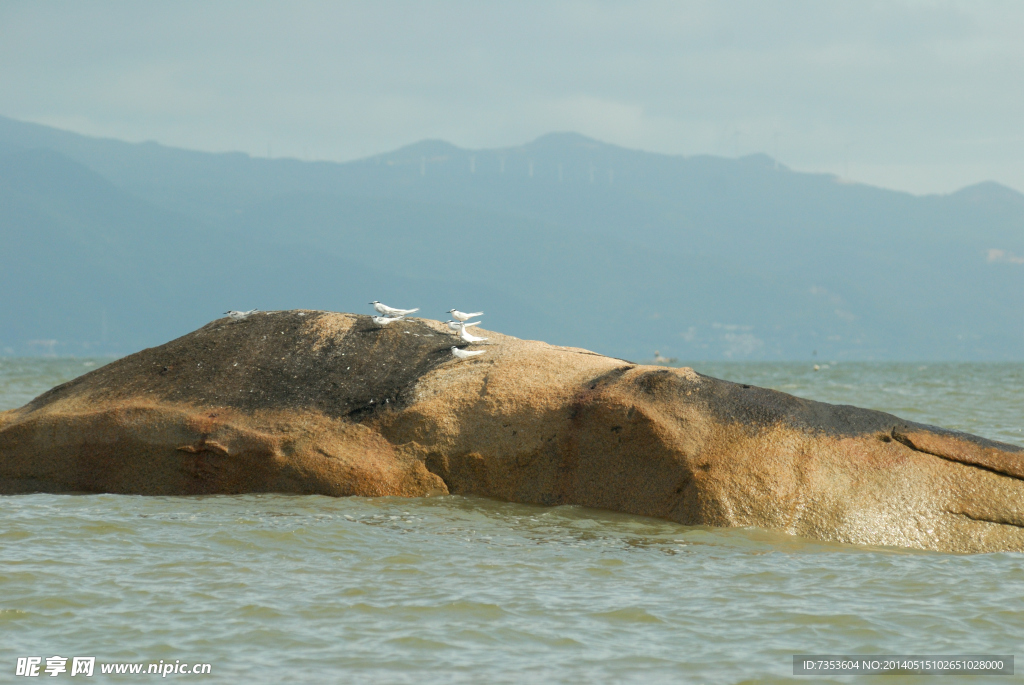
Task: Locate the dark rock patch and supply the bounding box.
[26,311,454,421]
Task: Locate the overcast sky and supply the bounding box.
[1,1,1022,194]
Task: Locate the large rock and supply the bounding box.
[1,310,1022,553]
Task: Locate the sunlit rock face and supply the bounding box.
[1,310,1022,553]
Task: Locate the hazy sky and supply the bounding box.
[1,1,1022,194]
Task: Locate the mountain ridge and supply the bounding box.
[8,115,1021,198]
[1,114,1021,360]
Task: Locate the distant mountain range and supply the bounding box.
[1,114,1022,360]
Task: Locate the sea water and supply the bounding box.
[1,358,1022,684]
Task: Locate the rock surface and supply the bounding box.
[1,310,1022,553]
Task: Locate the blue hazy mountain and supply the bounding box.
[1,115,1022,359]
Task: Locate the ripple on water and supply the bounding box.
[0,493,1022,683]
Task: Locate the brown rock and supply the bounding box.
[1,310,1021,553]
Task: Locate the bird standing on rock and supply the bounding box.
[445,319,481,331]
[225,310,259,320]
[372,315,404,326]
[448,309,483,322]
[451,347,486,359]
[458,326,488,343]
[370,301,419,317]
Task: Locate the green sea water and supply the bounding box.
[1,358,1022,684]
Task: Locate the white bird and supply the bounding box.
[458,326,488,343]
[445,319,481,331]
[451,346,486,360]
[372,315,404,326]
[370,301,419,317]
[448,309,483,322]
[225,309,258,320]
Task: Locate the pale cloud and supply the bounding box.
[987,249,1024,265]
[722,333,764,359]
